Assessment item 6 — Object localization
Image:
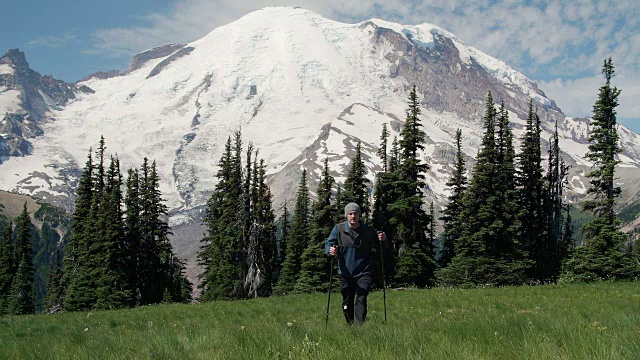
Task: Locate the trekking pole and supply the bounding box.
[325,250,336,328]
[379,239,387,322]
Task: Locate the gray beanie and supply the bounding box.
[344,203,361,217]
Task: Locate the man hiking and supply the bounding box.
[325,202,387,325]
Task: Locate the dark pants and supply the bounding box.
[339,274,372,325]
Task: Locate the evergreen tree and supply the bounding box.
[245,158,277,297]
[93,156,134,309]
[124,168,142,303]
[296,159,335,293]
[341,142,371,220]
[372,126,398,287]
[544,120,572,281]
[389,85,435,287]
[494,103,528,273]
[199,137,236,300]
[199,132,246,300]
[44,248,63,312]
[517,101,546,281]
[275,202,290,284]
[138,160,186,303]
[378,123,389,172]
[8,203,35,314]
[275,170,310,294]
[561,58,640,281]
[0,223,15,314]
[439,129,467,268]
[63,149,97,311]
[427,201,436,260]
[439,93,529,287]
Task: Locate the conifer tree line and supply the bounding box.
[0,203,36,315]
[50,137,192,312]
[198,60,638,301]
[198,131,277,300]
[5,59,637,315]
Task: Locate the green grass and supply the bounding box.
[1,282,639,359]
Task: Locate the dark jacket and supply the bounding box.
[325,221,382,278]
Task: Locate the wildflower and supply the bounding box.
[287,322,293,327]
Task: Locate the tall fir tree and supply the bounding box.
[245,158,277,297]
[439,129,467,268]
[275,169,310,294]
[517,100,546,281]
[544,120,572,281]
[0,223,15,314]
[295,159,335,293]
[561,58,640,281]
[198,131,273,300]
[275,201,290,284]
[8,203,35,315]
[199,136,244,300]
[372,125,398,287]
[439,93,529,286]
[124,168,142,303]
[341,142,371,220]
[44,247,63,312]
[494,103,528,276]
[389,85,435,287]
[63,149,97,311]
[93,156,134,309]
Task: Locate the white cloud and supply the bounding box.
[539,69,640,120]
[26,32,78,48]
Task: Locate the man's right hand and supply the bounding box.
[329,246,337,257]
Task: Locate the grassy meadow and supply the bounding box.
[1,281,639,359]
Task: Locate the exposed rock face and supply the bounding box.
[0,49,78,158]
[124,44,185,75]
[77,70,121,82]
[147,46,194,78]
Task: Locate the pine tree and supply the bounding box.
[275,202,290,284]
[0,223,15,314]
[44,248,63,312]
[139,160,184,303]
[93,156,134,309]
[245,158,277,297]
[342,142,371,220]
[439,94,529,287]
[199,133,245,300]
[241,144,254,293]
[517,100,546,281]
[255,159,277,296]
[439,129,467,268]
[544,120,572,281]
[389,85,435,287]
[8,203,35,315]
[275,169,310,294]
[494,103,529,278]
[372,125,398,287]
[63,149,97,311]
[561,58,640,281]
[296,159,335,293]
[378,123,389,173]
[124,168,142,303]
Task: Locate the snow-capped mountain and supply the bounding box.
[2,7,640,277]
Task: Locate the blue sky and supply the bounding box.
[2,0,638,132]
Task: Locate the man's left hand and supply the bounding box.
[377,231,386,242]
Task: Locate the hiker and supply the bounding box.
[325,202,387,325]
